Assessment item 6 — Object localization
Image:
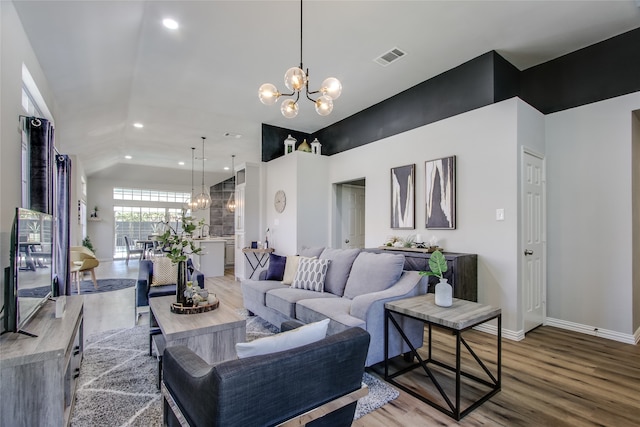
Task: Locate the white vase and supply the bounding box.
[435,279,452,307]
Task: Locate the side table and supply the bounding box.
[384,294,501,420]
[242,247,274,279]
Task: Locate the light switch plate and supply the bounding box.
[496,208,505,221]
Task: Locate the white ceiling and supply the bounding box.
[13,0,640,180]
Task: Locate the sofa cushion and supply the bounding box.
[151,257,177,286]
[319,248,361,296]
[147,284,176,298]
[242,280,289,307]
[266,287,339,318]
[292,258,330,292]
[296,298,366,334]
[265,253,286,281]
[343,252,405,299]
[299,246,325,258]
[235,318,330,358]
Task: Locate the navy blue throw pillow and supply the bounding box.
[265,253,286,281]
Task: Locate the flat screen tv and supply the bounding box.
[3,207,53,336]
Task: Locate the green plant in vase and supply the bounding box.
[156,214,204,305]
[419,250,452,307]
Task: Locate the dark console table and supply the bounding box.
[365,248,477,302]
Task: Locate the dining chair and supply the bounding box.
[124,235,144,265]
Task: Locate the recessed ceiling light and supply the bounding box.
[179,161,185,166]
[133,123,144,128]
[162,18,179,30]
[124,155,132,160]
[223,166,230,171]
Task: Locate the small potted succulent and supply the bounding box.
[419,250,452,307]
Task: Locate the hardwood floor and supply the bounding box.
[86,261,640,426]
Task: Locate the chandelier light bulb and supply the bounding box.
[284,67,307,92]
[321,77,342,100]
[281,99,299,118]
[315,95,333,116]
[259,83,280,105]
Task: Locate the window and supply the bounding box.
[113,206,184,259]
[113,188,190,203]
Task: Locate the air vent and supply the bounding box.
[374,47,407,67]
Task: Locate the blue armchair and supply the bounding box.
[135,259,204,321]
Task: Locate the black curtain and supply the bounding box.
[55,155,72,296]
[24,117,55,214]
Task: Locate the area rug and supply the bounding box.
[71,318,398,426]
[70,278,136,295]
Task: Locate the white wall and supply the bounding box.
[264,152,329,255]
[633,111,640,333]
[545,92,640,337]
[0,2,57,320]
[325,98,528,333]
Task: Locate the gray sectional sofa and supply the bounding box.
[241,247,427,366]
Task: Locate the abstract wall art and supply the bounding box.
[390,164,415,229]
[425,156,456,229]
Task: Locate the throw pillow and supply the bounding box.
[291,258,330,292]
[282,255,315,285]
[236,318,330,358]
[343,252,405,299]
[265,253,286,281]
[319,248,361,296]
[299,246,325,258]
[151,257,178,286]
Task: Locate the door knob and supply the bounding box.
[524,249,534,255]
[345,239,350,244]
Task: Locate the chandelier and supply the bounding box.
[184,147,199,212]
[258,0,342,118]
[194,137,212,210]
[227,155,236,213]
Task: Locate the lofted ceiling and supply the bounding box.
[13,0,640,180]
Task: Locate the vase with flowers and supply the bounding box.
[156,214,204,305]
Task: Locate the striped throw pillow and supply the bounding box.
[291,258,330,292]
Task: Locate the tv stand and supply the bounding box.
[0,297,83,426]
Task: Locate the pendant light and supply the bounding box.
[184,147,198,212]
[258,0,341,118]
[226,155,236,213]
[195,137,212,210]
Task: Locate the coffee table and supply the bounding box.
[149,295,246,365]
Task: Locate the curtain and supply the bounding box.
[24,117,55,214]
[55,155,72,296]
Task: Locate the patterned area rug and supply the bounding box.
[20,279,136,298]
[71,317,398,426]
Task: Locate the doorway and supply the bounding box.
[334,180,366,249]
[521,148,546,333]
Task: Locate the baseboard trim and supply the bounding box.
[472,324,524,342]
[545,317,637,345]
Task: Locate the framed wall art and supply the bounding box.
[425,155,456,229]
[390,164,415,229]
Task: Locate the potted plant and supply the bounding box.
[419,250,452,307]
[156,214,204,305]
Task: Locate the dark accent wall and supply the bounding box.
[520,28,640,114]
[261,124,310,162]
[262,28,640,161]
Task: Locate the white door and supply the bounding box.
[341,185,365,249]
[522,149,546,333]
